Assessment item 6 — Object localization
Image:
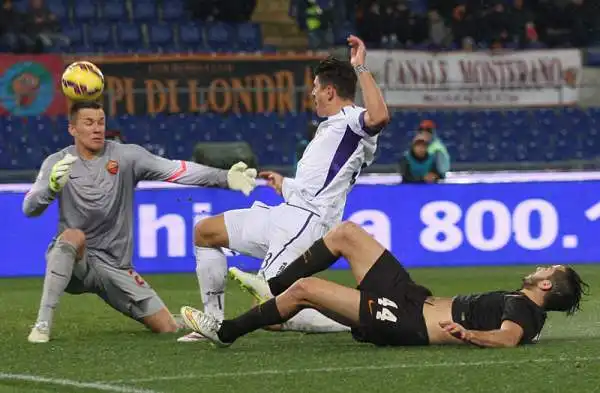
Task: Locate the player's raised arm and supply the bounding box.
[129,144,257,195]
[348,35,390,134]
[22,153,73,217]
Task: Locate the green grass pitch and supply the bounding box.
[1,265,599,393]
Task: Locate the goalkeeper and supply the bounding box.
[23,101,257,343]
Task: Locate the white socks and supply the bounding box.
[195,246,350,333]
[194,246,227,321]
[281,309,351,333]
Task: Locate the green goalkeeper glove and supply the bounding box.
[227,161,257,196]
[49,154,78,193]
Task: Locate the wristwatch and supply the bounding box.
[354,64,369,74]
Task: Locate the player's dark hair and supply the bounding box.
[69,101,104,123]
[544,267,588,316]
[314,56,357,100]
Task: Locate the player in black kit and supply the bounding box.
[181,221,587,348]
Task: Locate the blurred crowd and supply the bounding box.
[293,0,600,50]
[0,0,257,53]
[185,0,256,23]
[0,0,69,53]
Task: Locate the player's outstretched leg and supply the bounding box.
[231,221,385,300]
[178,215,229,343]
[181,276,361,347]
[29,229,84,343]
[230,267,351,333]
[273,221,385,292]
[230,221,380,334]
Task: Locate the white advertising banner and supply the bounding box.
[367,49,582,108]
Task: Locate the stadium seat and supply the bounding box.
[179,23,203,46]
[131,2,157,22]
[117,24,142,46]
[162,1,185,21]
[148,24,174,47]
[206,23,235,51]
[236,23,262,51]
[87,24,113,46]
[12,0,27,13]
[62,25,84,46]
[47,1,68,22]
[73,2,97,22]
[102,2,127,22]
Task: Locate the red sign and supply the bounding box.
[0,55,66,116]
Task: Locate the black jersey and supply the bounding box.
[451,291,547,344]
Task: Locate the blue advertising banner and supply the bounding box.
[1,181,599,277]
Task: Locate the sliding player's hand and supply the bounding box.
[227,162,257,196]
[347,35,366,67]
[49,153,78,193]
[439,320,470,342]
[259,171,283,195]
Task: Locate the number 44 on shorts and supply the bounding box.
[374,297,398,323]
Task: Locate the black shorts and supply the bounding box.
[351,250,432,346]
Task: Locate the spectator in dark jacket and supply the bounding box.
[0,0,18,51]
[25,0,69,51]
[0,0,35,53]
[399,133,444,184]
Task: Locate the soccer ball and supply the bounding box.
[61,61,105,101]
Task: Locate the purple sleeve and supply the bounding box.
[358,110,384,136]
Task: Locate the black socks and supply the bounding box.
[267,238,339,296]
[217,298,285,343]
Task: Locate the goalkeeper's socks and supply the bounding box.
[217,298,284,343]
[267,238,339,296]
[36,241,77,327]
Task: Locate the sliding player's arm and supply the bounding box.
[348,35,390,134]
[467,321,524,348]
[440,320,523,348]
[130,145,256,195]
[441,295,538,348]
[22,154,62,217]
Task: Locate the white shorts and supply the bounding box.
[224,201,329,279]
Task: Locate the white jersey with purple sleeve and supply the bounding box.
[283,105,379,226]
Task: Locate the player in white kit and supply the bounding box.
[179,35,390,342]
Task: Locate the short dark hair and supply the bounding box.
[544,267,588,316]
[314,56,357,100]
[69,101,103,123]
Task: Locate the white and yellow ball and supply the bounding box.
[61,61,105,101]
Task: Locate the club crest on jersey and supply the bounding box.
[106,160,119,175]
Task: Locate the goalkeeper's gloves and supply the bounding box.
[49,154,78,193]
[227,161,257,196]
